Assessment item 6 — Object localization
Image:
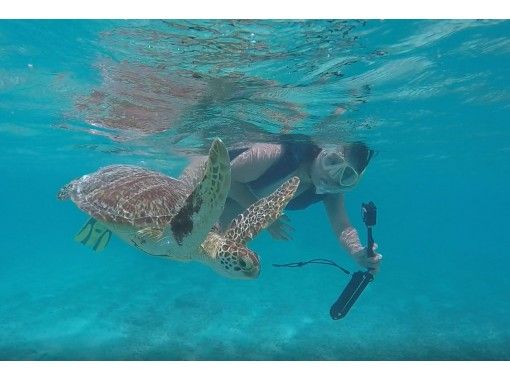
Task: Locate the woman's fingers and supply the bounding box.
[277,224,292,240]
[281,222,294,233]
[268,218,293,240]
[270,228,290,240]
[280,214,291,223]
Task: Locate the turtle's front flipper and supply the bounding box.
[203,176,299,280]
[171,138,231,248]
[224,176,300,245]
[74,218,112,252]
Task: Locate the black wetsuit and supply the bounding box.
[229,141,326,210]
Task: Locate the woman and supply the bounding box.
[184,136,382,274]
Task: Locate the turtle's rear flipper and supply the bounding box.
[224,176,300,245]
[74,218,112,252]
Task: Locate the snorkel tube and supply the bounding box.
[329,201,377,320]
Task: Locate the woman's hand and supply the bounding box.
[352,243,382,275]
[267,215,294,240]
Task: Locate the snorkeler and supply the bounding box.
[183,136,382,274]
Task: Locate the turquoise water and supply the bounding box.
[1,20,509,360]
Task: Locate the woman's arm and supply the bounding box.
[323,193,363,255]
[229,143,283,208]
[230,143,283,183]
[323,193,382,272]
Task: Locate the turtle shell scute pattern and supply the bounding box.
[65,165,190,228]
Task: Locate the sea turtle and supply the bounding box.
[57,138,300,279]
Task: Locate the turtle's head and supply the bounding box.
[201,233,260,279]
[213,240,260,280]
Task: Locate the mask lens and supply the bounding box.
[340,166,358,187]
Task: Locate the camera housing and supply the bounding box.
[362,201,377,227]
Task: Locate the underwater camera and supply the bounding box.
[362,201,377,227]
[273,201,379,320]
[330,201,377,320]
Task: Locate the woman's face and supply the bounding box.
[311,149,361,194]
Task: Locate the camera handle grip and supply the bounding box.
[366,227,375,258]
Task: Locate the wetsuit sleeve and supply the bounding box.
[230,143,283,183]
[323,193,363,255]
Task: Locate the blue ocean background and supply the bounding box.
[1,20,509,360]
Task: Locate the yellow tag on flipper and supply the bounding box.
[74,218,112,252]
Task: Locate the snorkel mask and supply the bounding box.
[311,147,365,194]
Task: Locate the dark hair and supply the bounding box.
[343,141,375,173]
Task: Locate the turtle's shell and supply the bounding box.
[65,165,190,228]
